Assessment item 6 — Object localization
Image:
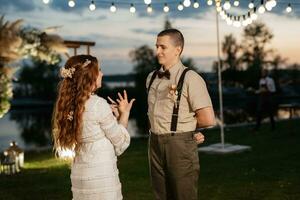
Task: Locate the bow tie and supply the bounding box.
[157,70,170,79]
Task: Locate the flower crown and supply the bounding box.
[60,59,91,79]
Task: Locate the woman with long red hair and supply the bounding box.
[52,54,135,199]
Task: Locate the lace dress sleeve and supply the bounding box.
[96,97,130,156]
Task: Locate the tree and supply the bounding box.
[164,17,172,29]
[221,34,241,71]
[14,58,61,100]
[129,45,158,134]
[241,22,274,88]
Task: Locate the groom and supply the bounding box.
[146,29,215,200]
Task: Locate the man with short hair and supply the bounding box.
[146,28,215,200]
[254,69,277,131]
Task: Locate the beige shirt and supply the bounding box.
[146,61,212,135]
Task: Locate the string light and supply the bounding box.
[223,0,231,10]
[251,7,258,20]
[178,2,184,11]
[242,15,248,27]
[40,0,296,28]
[144,0,151,5]
[68,0,75,7]
[147,4,153,13]
[265,0,272,11]
[42,0,50,4]
[207,0,213,6]
[89,1,96,11]
[110,3,117,13]
[193,0,199,8]
[248,0,254,9]
[163,3,170,12]
[183,0,191,7]
[216,6,222,12]
[258,0,266,14]
[286,3,292,13]
[270,0,277,7]
[129,3,136,13]
[233,0,239,7]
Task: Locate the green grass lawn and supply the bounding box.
[1,119,299,200]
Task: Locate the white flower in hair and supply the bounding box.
[67,111,74,121]
[60,67,76,78]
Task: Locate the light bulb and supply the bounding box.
[265,0,273,11]
[144,0,151,5]
[130,4,136,13]
[110,3,117,13]
[270,0,277,7]
[286,4,292,13]
[89,1,96,11]
[193,1,199,8]
[251,13,258,20]
[163,4,170,12]
[248,1,254,9]
[183,0,191,7]
[43,0,50,4]
[207,0,213,6]
[68,0,75,7]
[178,3,184,11]
[223,1,231,10]
[258,5,265,13]
[226,19,233,25]
[147,5,153,13]
[233,0,239,6]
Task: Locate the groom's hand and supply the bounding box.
[194,132,205,144]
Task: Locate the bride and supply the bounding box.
[52,54,135,200]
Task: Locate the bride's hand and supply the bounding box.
[116,90,135,114]
[108,96,120,119]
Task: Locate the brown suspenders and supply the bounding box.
[147,68,191,133]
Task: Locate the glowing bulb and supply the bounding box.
[89,1,96,11]
[286,4,292,13]
[183,0,191,7]
[226,18,233,25]
[251,12,258,20]
[248,1,254,9]
[163,4,170,12]
[144,0,151,5]
[43,0,50,4]
[68,0,75,7]
[193,1,199,8]
[223,1,231,10]
[258,5,265,13]
[207,0,213,6]
[233,0,239,6]
[265,0,273,11]
[270,0,277,7]
[110,3,117,13]
[130,4,136,13]
[178,3,184,11]
[147,5,153,13]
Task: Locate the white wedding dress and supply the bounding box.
[71,95,130,200]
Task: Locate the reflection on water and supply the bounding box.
[0,106,299,151]
[0,107,143,151]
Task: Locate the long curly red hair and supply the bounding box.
[52,55,99,152]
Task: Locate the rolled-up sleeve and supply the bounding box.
[97,99,130,156]
[186,71,212,111]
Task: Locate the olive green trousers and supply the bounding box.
[149,132,200,200]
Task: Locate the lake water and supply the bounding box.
[0,107,142,152]
[0,106,298,152]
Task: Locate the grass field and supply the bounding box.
[0,119,299,200]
